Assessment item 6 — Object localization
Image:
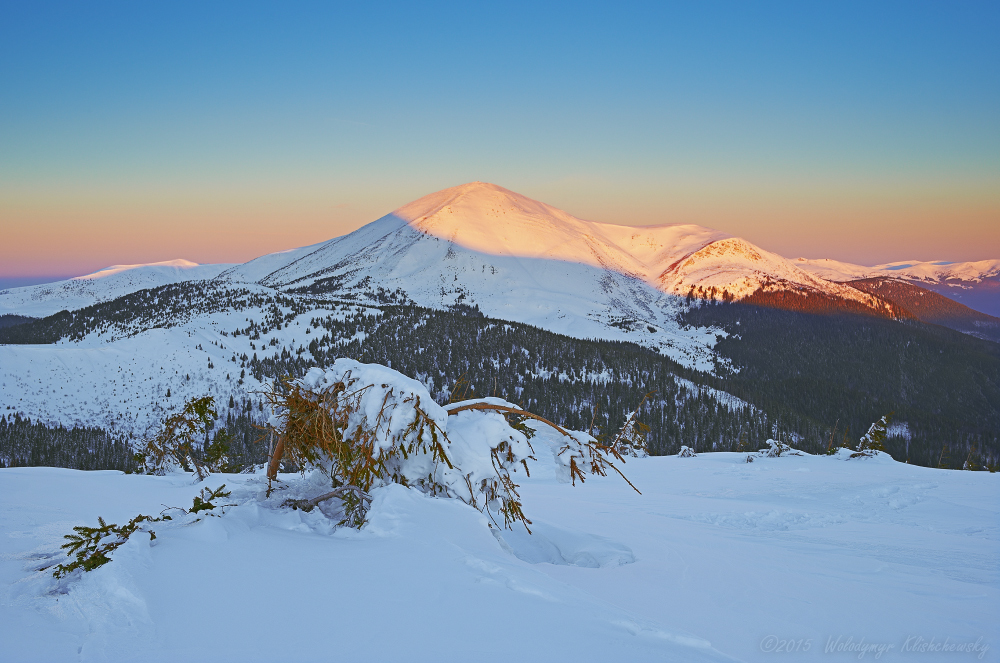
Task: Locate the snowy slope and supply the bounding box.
[2,451,996,662]
[0,260,233,318]
[655,237,880,305]
[0,298,350,434]
[214,241,329,284]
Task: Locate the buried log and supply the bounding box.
[282,485,371,513]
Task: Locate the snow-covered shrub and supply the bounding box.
[754,438,802,458]
[677,446,697,458]
[266,360,638,530]
[963,443,985,471]
[851,414,891,459]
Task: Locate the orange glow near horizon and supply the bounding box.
[3,183,997,279]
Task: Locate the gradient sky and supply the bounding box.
[2,1,998,284]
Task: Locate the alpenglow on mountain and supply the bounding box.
[3,182,997,339]
[1,181,998,471]
[220,181,890,311]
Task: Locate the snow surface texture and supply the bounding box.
[0,308,291,434]
[1,453,996,662]
[0,260,233,318]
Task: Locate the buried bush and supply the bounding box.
[52,514,165,578]
[745,438,803,462]
[265,360,640,531]
[51,485,232,578]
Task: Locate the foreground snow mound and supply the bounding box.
[0,469,727,663]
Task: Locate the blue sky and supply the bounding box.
[2,1,998,284]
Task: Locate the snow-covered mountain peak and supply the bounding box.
[214,182,893,332]
[394,182,555,223]
[656,236,871,303]
[390,182,731,275]
[395,181,621,261]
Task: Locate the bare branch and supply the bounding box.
[283,485,371,512]
[446,403,571,437]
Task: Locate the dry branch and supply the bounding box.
[283,485,371,512]
[445,403,571,437]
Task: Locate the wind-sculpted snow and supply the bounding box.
[1,451,996,661]
[492,520,636,568]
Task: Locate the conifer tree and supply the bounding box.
[852,413,891,458]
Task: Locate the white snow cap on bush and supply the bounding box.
[298,359,531,495]
[275,359,636,530]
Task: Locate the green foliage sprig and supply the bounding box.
[51,485,232,578]
[52,513,168,578]
[188,485,234,515]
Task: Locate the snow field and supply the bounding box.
[1,450,996,662]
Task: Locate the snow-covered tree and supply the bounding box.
[265,360,639,530]
[852,414,891,458]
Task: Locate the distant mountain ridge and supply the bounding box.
[796,257,1000,317]
[1,182,996,334]
[223,182,888,310]
[0,259,233,318]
